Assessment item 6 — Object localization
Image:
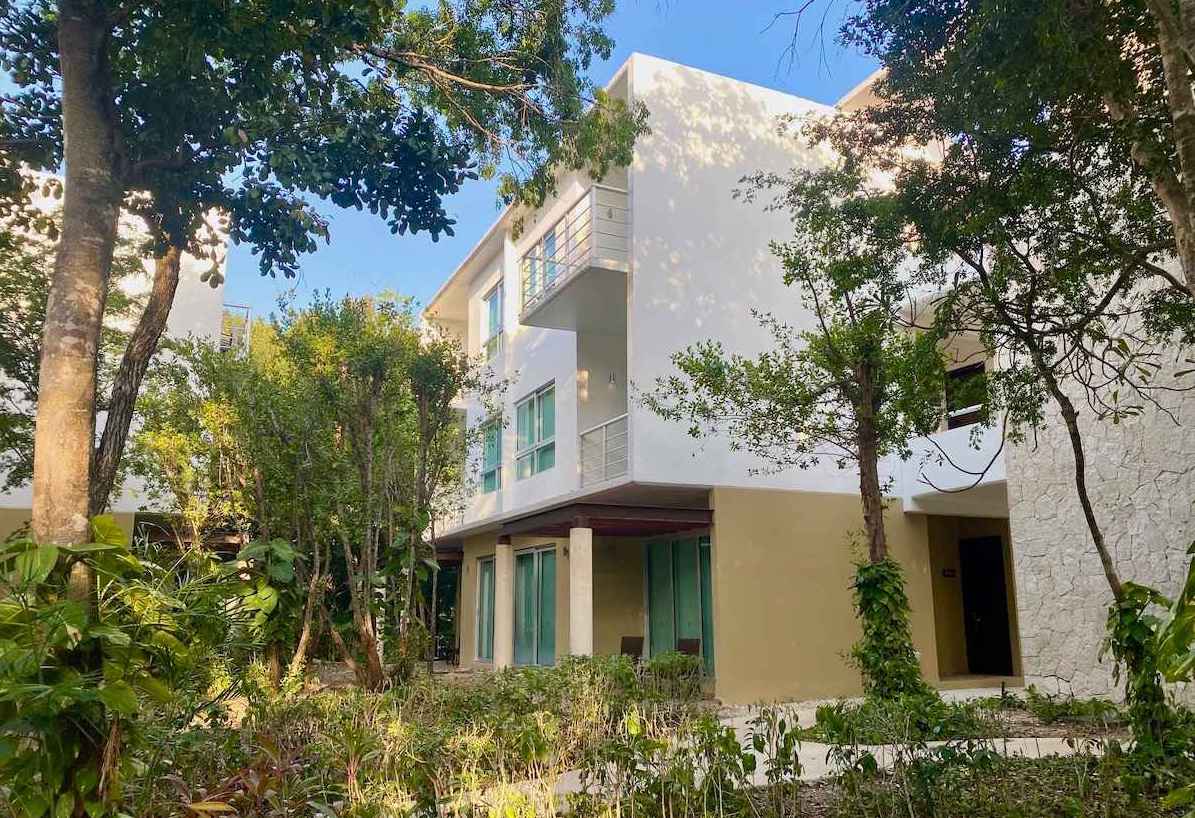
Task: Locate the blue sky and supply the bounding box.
[223,1,879,318]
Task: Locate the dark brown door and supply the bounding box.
[959,536,1014,676]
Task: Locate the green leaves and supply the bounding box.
[12,542,57,585]
[96,680,138,716]
[89,514,127,547]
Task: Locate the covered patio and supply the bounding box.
[438,499,714,674]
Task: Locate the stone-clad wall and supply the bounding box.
[1005,375,1195,697]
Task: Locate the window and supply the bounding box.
[483,283,503,361]
[477,557,495,661]
[514,547,557,666]
[481,420,501,494]
[945,363,987,429]
[516,383,555,479]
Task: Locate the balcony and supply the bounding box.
[519,185,630,333]
[900,422,1008,517]
[580,414,629,487]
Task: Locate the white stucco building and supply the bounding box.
[426,55,1060,704]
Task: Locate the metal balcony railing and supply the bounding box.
[520,185,630,312]
[579,413,629,487]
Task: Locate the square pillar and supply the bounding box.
[493,537,514,668]
[569,523,594,656]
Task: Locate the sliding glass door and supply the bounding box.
[646,536,714,674]
[514,547,557,666]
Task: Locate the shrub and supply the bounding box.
[640,650,704,701]
[1022,685,1122,726]
[808,694,1004,745]
[850,558,933,700]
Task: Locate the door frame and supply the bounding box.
[958,535,1015,676]
[513,544,557,666]
[642,531,714,674]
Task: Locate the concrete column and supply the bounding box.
[568,523,594,656]
[493,536,514,668]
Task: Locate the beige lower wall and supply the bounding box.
[593,538,645,656]
[0,507,135,543]
[454,491,1023,705]
[927,516,1022,678]
[709,487,941,705]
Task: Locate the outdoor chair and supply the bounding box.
[620,635,644,664]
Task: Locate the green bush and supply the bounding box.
[808,694,1004,745]
[850,558,933,700]
[0,517,249,818]
[640,650,704,701]
[1022,685,1122,726]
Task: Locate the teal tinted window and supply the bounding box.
[481,421,501,494]
[646,537,715,675]
[515,383,556,479]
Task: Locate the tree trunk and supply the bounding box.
[855,363,888,564]
[32,0,119,546]
[1045,381,1125,600]
[288,540,325,680]
[90,246,181,515]
[1149,7,1195,291]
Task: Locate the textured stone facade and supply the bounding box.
[1006,374,1195,698]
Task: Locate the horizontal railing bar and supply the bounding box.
[578,413,629,438]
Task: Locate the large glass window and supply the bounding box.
[542,228,558,283]
[515,383,555,479]
[477,557,495,661]
[483,283,503,361]
[481,420,501,494]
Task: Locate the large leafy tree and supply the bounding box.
[645,159,944,697]
[0,0,646,547]
[789,0,1195,738]
[133,294,499,689]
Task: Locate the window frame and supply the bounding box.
[515,382,556,480]
[482,281,504,361]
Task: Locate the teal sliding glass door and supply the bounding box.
[514,548,557,666]
[477,558,495,662]
[646,536,715,675]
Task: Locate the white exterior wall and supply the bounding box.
[439,54,1007,532]
[626,55,881,496]
[457,175,598,527]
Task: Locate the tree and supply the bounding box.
[803,0,1195,738]
[133,294,499,688]
[0,0,647,546]
[644,159,944,697]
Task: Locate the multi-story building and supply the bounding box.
[426,54,1034,704]
[0,221,229,541]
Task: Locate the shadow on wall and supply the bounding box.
[634,64,835,336]
[627,62,874,494]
